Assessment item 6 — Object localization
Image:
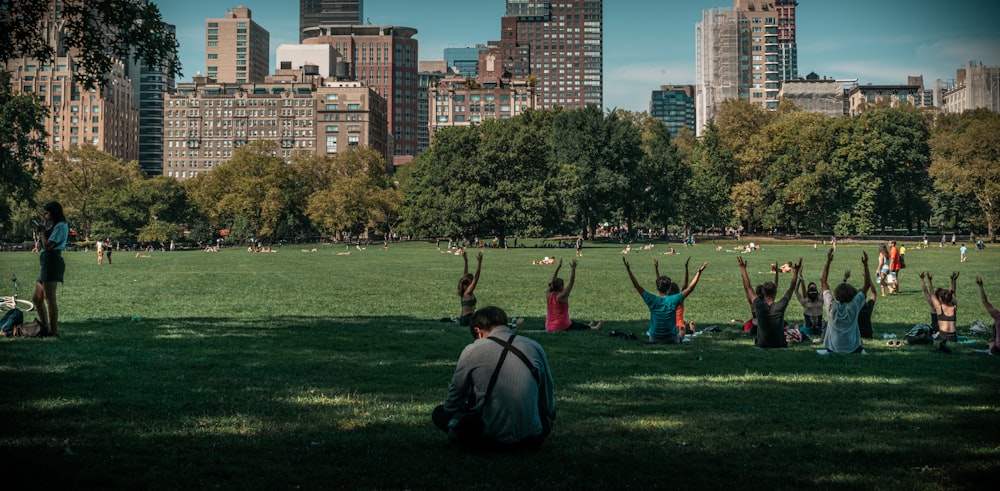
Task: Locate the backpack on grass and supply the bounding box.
[1,308,24,336]
[14,320,48,338]
[906,324,933,345]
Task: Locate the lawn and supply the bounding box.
[1,238,997,490]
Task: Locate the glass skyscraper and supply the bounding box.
[300,0,364,41]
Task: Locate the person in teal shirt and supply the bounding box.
[623,257,707,344]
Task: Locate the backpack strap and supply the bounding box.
[480,338,511,408]
[487,334,540,384]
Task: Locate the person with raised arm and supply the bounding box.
[820,249,872,354]
[456,251,482,326]
[545,259,602,331]
[624,257,707,344]
[738,256,801,348]
[974,276,1000,354]
[919,270,959,353]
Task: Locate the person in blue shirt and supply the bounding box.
[33,201,68,336]
[623,257,707,344]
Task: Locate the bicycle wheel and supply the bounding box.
[0,298,34,312]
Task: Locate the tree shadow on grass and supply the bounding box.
[1,317,996,490]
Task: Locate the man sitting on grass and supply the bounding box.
[432,306,555,450]
[820,248,872,354]
[738,257,801,349]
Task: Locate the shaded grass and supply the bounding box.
[1,240,998,490]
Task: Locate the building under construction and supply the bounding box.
[695,0,799,135]
[695,7,739,136]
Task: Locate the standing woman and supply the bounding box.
[876,244,891,297]
[34,201,68,336]
[457,251,482,326]
[545,259,602,331]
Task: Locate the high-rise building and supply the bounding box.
[481,0,603,110]
[302,25,419,166]
[128,16,176,176]
[444,46,486,79]
[205,6,270,84]
[300,0,364,41]
[162,68,388,180]
[4,0,139,162]
[417,61,449,154]
[649,85,696,140]
[696,0,798,135]
[695,7,739,136]
[735,0,798,108]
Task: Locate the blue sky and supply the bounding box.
[156,0,1000,112]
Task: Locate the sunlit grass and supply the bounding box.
[0,240,998,490]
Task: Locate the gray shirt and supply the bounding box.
[823,290,864,353]
[443,326,556,444]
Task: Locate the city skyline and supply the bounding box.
[156,0,1000,113]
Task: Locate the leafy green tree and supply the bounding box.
[93,176,190,244]
[297,147,399,240]
[730,180,766,233]
[550,105,642,237]
[632,113,688,231]
[681,123,734,230]
[714,98,776,180]
[853,107,932,232]
[2,1,180,231]
[0,71,47,229]
[403,116,558,241]
[930,108,1000,239]
[751,111,839,233]
[402,126,480,238]
[186,140,294,239]
[39,144,144,241]
[1,0,180,89]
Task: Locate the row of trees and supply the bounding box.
[403,101,999,241]
[3,142,399,247]
[3,99,997,247]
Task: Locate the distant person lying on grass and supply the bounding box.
[820,248,871,354]
[432,306,555,450]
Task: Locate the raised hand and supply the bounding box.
[737,257,747,269]
[697,262,708,273]
[570,259,578,269]
[976,275,983,287]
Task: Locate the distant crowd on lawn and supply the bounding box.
[435,240,998,451]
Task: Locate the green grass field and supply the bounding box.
[1,239,997,490]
